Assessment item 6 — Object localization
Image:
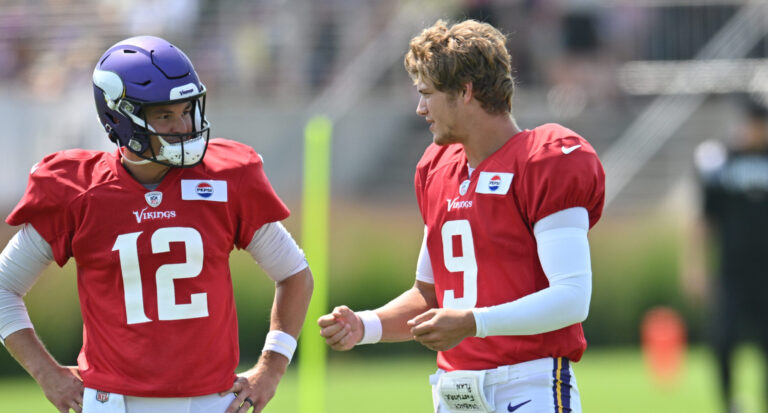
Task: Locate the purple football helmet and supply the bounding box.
[93,36,210,167]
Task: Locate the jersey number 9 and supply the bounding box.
[441,219,478,309]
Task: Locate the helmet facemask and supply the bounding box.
[122,92,211,168]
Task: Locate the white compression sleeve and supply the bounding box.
[246,222,308,282]
[0,224,53,343]
[414,226,434,284]
[472,207,592,337]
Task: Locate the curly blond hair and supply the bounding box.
[404,19,514,114]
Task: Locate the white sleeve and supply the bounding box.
[415,226,434,284]
[472,207,592,337]
[0,224,54,343]
[246,222,308,282]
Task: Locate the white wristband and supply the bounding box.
[261,330,297,362]
[472,308,489,338]
[356,310,382,345]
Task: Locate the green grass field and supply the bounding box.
[0,346,763,413]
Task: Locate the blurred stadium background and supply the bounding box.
[1,0,767,411]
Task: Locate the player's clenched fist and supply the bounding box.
[408,308,476,351]
[318,305,363,351]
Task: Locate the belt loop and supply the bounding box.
[484,364,509,385]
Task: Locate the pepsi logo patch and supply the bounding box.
[488,175,501,191]
[476,172,513,195]
[181,180,228,202]
[195,182,213,198]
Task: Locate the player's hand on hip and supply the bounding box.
[408,308,476,351]
[38,365,84,413]
[221,353,286,413]
[317,305,363,351]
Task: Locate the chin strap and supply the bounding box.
[118,146,154,166]
[118,133,207,167]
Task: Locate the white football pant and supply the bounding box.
[430,357,581,413]
[82,388,237,413]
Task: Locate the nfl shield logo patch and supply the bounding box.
[144,191,163,208]
[96,390,110,403]
[459,179,470,196]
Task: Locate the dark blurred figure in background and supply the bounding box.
[692,95,768,413]
[460,0,498,27]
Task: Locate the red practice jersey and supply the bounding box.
[6,139,289,397]
[415,123,605,371]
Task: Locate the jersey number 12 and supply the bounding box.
[113,227,209,325]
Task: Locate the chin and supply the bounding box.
[433,134,457,146]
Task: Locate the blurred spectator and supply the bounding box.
[690,95,768,413]
[123,0,201,37]
[524,0,621,119]
[518,0,562,86]
[561,8,598,54]
[306,1,339,91]
[459,0,498,27]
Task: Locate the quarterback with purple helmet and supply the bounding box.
[0,36,313,413]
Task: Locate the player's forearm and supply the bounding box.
[256,268,312,369]
[472,279,590,337]
[375,281,437,342]
[254,348,289,377]
[5,328,63,383]
[270,267,313,338]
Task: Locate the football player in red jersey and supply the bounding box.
[319,19,604,412]
[0,36,313,413]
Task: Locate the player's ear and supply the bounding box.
[462,82,473,104]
